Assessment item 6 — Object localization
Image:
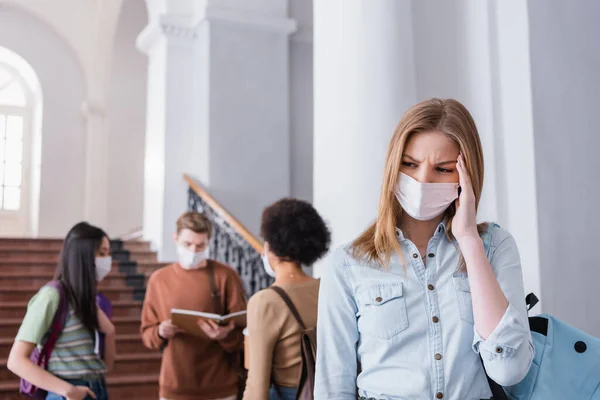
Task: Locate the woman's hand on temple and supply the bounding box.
[452,153,479,242]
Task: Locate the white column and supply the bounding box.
[491,0,541,308]
[138,1,296,261]
[313,0,417,275]
[137,14,198,261]
[79,1,122,234]
[81,100,109,229]
[409,1,541,302]
[199,5,296,237]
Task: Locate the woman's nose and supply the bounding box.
[414,167,435,183]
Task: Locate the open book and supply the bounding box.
[171,308,247,337]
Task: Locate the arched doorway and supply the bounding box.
[0,47,42,236]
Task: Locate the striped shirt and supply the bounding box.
[15,286,107,379]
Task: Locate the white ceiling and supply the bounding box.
[1,0,139,102]
[1,0,311,101]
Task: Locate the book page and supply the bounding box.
[171,308,247,335]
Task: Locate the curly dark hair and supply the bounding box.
[260,198,331,266]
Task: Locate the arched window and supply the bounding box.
[0,46,42,236]
[0,63,29,211]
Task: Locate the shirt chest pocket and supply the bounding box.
[452,274,474,325]
[356,282,408,340]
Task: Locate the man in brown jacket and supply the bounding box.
[141,211,247,400]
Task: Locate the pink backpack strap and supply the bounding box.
[20,280,69,397]
[38,281,68,367]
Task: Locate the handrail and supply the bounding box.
[118,227,143,241]
[184,174,264,254]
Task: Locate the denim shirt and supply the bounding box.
[314,222,534,400]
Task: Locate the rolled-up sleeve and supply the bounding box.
[314,247,359,400]
[473,230,534,386]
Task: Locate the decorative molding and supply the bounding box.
[160,14,200,39]
[136,22,161,55]
[137,15,200,54]
[161,23,198,40]
[202,6,297,35]
[137,4,297,53]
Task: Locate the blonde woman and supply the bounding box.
[314,99,534,400]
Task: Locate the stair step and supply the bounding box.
[0,286,143,303]
[0,272,144,290]
[111,334,153,354]
[0,250,157,263]
[109,352,162,375]
[0,261,167,274]
[0,373,159,398]
[105,373,160,398]
[0,239,151,252]
[0,333,151,359]
[0,299,142,319]
[0,270,125,278]
[0,315,142,338]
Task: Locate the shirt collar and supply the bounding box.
[395,220,447,240]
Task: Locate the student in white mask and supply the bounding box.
[243,198,330,400]
[141,211,247,400]
[314,99,534,400]
[8,222,115,400]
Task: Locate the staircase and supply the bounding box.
[0,238,168,400]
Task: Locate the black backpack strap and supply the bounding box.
[268,286,306,394]
[525,293,539,312]
[481,358,509,400]
[478,224,510,400]
[207,261,224,316]
[529,316,548,336]
[269,286,306,330]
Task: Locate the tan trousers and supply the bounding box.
[161,396,236,400]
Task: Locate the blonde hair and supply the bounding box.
[351,98,486,268]
[176,211,213,237]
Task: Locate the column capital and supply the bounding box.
[201,6,296,35]
[137,15,199,55]
[137,2,297,54]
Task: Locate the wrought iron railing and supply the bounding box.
[187,186,273,296]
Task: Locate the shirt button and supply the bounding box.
[412,253,419,259]
[496,346,503,354]
[435,353,442,361]
[428,284,435,291]
[575,341,587,353]
[432,316,439,323]
[428,253,435,258]
[375,297,382,303]
[436,392,444,399]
